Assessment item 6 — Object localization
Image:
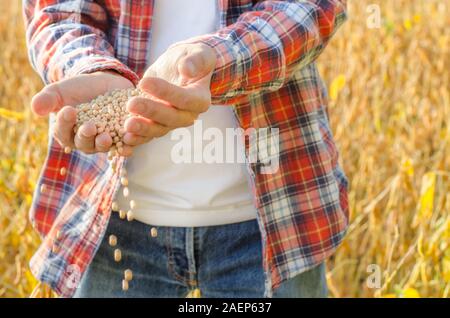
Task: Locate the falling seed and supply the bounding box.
[112,201,119,212]
[123,187,129,197]
[119,210,126,219]
[40,184,47,194]
[122,279,129,291]
[114,249,122,262]
[55,230,62,240]
[109,235,117,247]
[111,160,117,172]
[121,177,129,187]
[126,210,134,222]
[64,146,72,154]
[130,200,136,210]
[59,167,67,176]
[51,244,59,254]
[124,269,133,281]
[150,227,158,238]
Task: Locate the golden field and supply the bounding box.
[0,0,448,298]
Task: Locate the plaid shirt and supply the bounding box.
[24,0,349,297]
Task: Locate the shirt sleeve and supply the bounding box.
[22,0,139,85]
[185,0,347,104]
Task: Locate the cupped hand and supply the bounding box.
[123,43,216,149]
[31,71,135,154]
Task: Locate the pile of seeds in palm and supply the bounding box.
[73,87,156,292]
[74,87,142,160]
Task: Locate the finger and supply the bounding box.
[54,106,77,148]
[74,122,97,153]
[95,132,113,152]
[122,133,152,147]
[138,77,209,113]
[127,96,196,128]
[119,145,134,157]
[178,46,216,80]
[124,116,171,138]
[32,83,64,116]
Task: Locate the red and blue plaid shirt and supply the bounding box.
[24,0,349,297]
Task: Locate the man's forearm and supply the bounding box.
[185,0,347,104]
[23,0,138,85]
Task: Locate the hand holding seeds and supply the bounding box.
[30,43,216,156]
[122,43,216,148]
[31,71,135,155]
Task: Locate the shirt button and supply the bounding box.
[59,167,67,176]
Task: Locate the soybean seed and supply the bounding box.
[121,177,129,186]
[111,201,119,212]
[124,269,133,281]
[126,210,134,222]
[122,279,129,291]
[114,249,122,262]
[109,235,117,247]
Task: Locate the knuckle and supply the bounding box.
[144,104,156,118]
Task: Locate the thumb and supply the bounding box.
[31,83,64,117]
[178,47,216,81]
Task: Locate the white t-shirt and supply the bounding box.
[116,0,256,227]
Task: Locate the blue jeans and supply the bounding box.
[73,212,327,298]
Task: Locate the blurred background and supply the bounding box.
[0,0,448,298]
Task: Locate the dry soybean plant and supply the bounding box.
[74,88,154,292]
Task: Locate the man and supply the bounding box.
[24,0,349,297]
